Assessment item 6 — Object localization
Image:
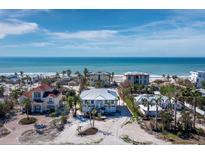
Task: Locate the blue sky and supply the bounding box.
[0,9,205,57]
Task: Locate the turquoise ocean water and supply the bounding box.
[0,57,205,75]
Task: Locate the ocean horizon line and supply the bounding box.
[0,57,204,75]
[0,72,189,78]
[1,56,205,58]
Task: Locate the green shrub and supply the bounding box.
[121,135,152,145]
[125,97,142,119]
[50,112,57,117]
[196,128,204,136]
[60,116,67,124]
[177,132,182,137]
[19,117,37,125]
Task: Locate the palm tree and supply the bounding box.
[20,71,24,78]
[83,68,89,78]
[22,98,31,119]
[191,89,201,129]
[67,96,74,112]
[166,74,171,82]
[24,75,31,89]
[110,72,114,85]
[56,72,60,79]
[83,68,89,88]
[0,75,6,82]
[108,73,111,87]
[10,89,22,106]
[56,82,62,90]
[167,92,179,131]
[162,74,166,81]
[153,96,162,131]
[0,86,4,97]
[62,70,66,78]
[172,75,178,82]
[66,69,72,77]
[91,108,97,128]
[75,71,84,93]
[85,100,93,126]
[181,87,202,129]
[142,98,150,119]
[75,71,80,76]
[160,110,173,131]
[179,110,192,133]
[172,96,178,131]
[111,72,114,80]
[19,71,24,87]
[73,94,81,117]
[161,84,179,131]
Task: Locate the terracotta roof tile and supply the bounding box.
[23,91,32,98]
[32,84,52,92]
[22,84,52,98]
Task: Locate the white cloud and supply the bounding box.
[0,20,38,39]
[0,10,50,19]
[48,30,118,41]
[0,41,54,48]
[1,10,205,57]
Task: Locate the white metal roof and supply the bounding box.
[134,94,171,104]
[80,88,118,100]
[124,72,149,76]
[89,71,110,75]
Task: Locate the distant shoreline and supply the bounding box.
[0,72,190,79]
[0,57,204,75]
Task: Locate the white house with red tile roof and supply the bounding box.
[18,84,62,113]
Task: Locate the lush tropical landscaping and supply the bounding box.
[1,69,205,144]
[118,78,205,144]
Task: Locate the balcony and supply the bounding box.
[47,101,54,104]
[33,99,43,103]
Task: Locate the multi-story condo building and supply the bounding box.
[88,71,111,87]
[18,84,62,113]
[190,71,205,88]
[124,72,149,85]
[80,88,119,114]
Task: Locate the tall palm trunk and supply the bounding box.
[92,115,95,128]
[109,75,111,86]
[74,102,77,117]
[89,111,92,126]
[147,103,150,119]
[174,101,177,131]
[26,108,29,119]
[193,100,196,129]
[155,103,158,131]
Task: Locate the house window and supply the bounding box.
[84,100,90,105]
[105,100,114,105]
[34,105,41,112]
[34,92,41,99]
